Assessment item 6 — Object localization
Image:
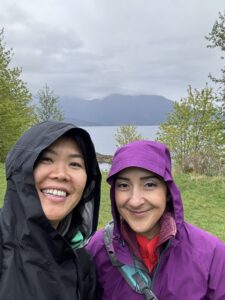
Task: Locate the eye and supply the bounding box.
[144,181,157,189]
[70,161,83,169]
[38,155,53,164]
[116,182,129,190]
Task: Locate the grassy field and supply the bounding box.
[0,163,6,206]
[1,163,225,241]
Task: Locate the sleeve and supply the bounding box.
[207,240,225,299]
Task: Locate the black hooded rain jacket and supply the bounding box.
[0,121,101,300]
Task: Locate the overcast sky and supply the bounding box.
[0,0,224,101]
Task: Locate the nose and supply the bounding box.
[128,186,145,207]
[50,163,70,181]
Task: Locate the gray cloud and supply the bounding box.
[0,0,224,100]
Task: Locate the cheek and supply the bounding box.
[82,173,87,187]
[33,164,47,184]
[115,191,123,206]
[115,193,128,213]
[75,172,87,190]
[158,192,167,210]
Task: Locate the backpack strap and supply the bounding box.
[104,221,158,300]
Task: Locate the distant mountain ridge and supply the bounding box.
[61,94,173,126]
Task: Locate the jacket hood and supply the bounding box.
[4,120,101,244]
[107,140,184,233]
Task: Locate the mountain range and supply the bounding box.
[61,94,173,126]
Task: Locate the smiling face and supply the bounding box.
[115,167,167,239]
[34,136,87,228]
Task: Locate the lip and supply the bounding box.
[128,209,150,216]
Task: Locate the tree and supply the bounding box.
[115,125,143,147]
[35,84,64,122]
[206,11,225,128]
[0,29,35,162]
[157,85,224,175]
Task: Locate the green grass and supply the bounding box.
[0,163,6,205]
[0,164,224,241]
[175,173,225,242]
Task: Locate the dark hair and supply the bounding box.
[62,129,96,185]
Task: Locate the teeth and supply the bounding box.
[42,189,67,197]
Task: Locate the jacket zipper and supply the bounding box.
[151,239,172,290]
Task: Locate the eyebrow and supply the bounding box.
[43,148,84,159]
[116,175,158,181]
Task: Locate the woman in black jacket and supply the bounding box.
[0,120,101,300]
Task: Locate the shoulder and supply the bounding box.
[86,227,119,274]
[183,222,225,248]
[179,222,225,264]
[86,228,105,255]
[86,229,137,299]
[181,224,225,297]
[86,228,112,269]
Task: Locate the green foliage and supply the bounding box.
[115,125,143,147]
[206,11,225,128]
[0,29,35,162]
[206,11,225,80]
[157,85,224,175]
[35,84,64,122]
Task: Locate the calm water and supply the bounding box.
[82,125,159,155]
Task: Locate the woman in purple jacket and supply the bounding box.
[87,140,225,300]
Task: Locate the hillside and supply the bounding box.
[61,94,173,125]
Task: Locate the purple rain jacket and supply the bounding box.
[87,140,225,300]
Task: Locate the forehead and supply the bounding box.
[116,167,157,178]
[46,136,82,154]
